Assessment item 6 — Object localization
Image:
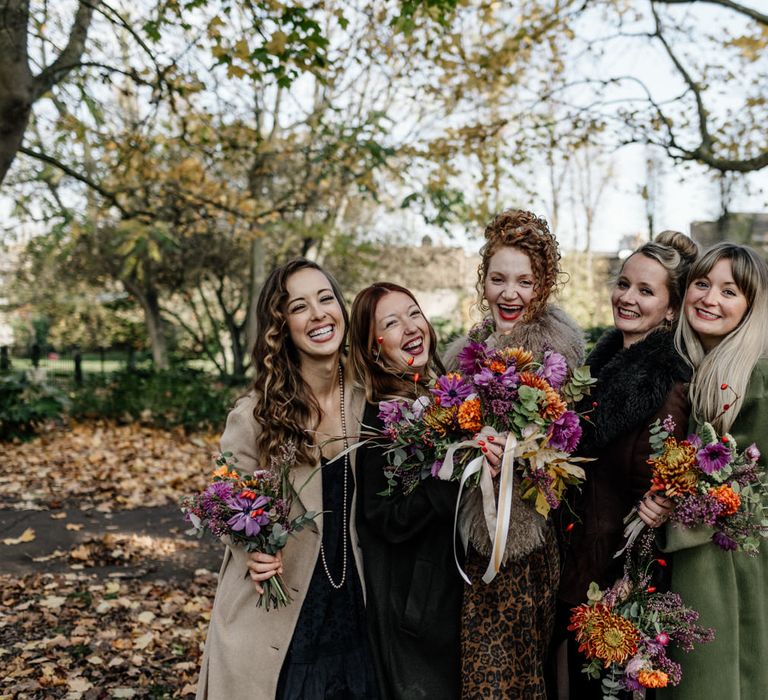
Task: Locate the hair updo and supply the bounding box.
[627,230,699,315]
[477,209,562,322]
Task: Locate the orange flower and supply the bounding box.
[710,484,741,516]
[542,388,567,420]
[650,438,698,497]
[519,372,550,392]
[486,359,507,374]
[569,603,639,667]
[213,465,230,478]
[637,670,669,688]
[500,346,534,369]
[458,398,482,433]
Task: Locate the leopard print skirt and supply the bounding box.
[461,524,559,699]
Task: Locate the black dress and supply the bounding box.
[276,456,378,700]
[356,402,463,700]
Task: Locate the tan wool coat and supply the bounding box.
[195,378,366,700]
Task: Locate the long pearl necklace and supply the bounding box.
[319,363,349,590]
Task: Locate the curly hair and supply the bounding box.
[476,209,562,321]
[349,282,444,403]
[250,257,349,468]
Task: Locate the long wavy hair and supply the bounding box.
[477,209,563,321]
[349,282,444,403]
[251,257,349,467]
[675,243,768,432]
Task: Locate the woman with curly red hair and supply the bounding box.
[443,210,585,698]
[196,258,378,700]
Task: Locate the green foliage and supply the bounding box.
[0,373,70,441]
[69,368,238,432]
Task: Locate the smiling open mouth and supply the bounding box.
[402,337,424,353]
[616,307,640,319]
[497,304,523,320]
[308,325,334,340]
[694,308,720,320]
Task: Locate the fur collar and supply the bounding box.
[585,328,691,450]
[443,305,585,372]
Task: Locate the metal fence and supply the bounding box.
[1,345,138,386]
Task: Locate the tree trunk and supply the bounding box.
[0,0,33,183]
[244,236,265,358]
[122,278,169,370]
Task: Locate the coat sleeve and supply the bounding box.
[220,394,260,473]
[357,407,459,545]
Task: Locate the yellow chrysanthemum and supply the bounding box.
[500,346,534,369]
[650,438,698,497]
[710,484,741,516]
[458,398,482,433]
[423,405,458,437]
[638,670,669,688]
[569,603,639,667]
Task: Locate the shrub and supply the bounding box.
[69,367,240,432]
[0,371,70,440]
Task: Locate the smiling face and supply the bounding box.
[684,257,749,352]
[284,267,345,363]
[611,253,675,347]
[483,246,536,332]
[374,291,431,372]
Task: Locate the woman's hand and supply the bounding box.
[637,490,674,528]
[478,434,505,479]
[247,550,283,594]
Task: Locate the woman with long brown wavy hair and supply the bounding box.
[348,282,464,699]
[196,258,378,700]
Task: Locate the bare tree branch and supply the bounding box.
[652,0,768,25]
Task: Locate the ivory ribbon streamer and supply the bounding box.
[437,428,517,585]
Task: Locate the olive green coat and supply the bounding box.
[195,380,366,700]
[660,357,768,700]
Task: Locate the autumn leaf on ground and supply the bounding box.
[2,527,36,545]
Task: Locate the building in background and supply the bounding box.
[690,213,768,253]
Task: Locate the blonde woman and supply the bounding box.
[660,243,768,700]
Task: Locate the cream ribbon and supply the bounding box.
[437,427,517,584]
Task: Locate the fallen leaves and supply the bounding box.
[0,421,217,511]
[0,570,215,697]
[2,527,36,545]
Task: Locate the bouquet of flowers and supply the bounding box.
[618,414,767,556]
[377,339,594,518]
[569,533,715,698]
[181,444,318,610]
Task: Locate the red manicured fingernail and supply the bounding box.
[478,440,486,446]
[487,436,495,442]
[720,383,728,390]
[481,447,488,453]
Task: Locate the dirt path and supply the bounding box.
[0,504,222,580]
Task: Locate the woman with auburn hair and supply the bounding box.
[196,258,378,700]
[442,210,585,698]
[348,282,467,699]
[659,243,768,700]
[557,230,699,698]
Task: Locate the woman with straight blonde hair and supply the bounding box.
[661,242,768,700]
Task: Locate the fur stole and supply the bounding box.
[583,328,691,452]
[443,306,586,563]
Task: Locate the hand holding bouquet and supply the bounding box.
[182,444,318,610]
[569,533,715,698]
[618,414,767,556]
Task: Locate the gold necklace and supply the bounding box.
[319,363,349,589]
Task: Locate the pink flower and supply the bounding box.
[655,632,671,646]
